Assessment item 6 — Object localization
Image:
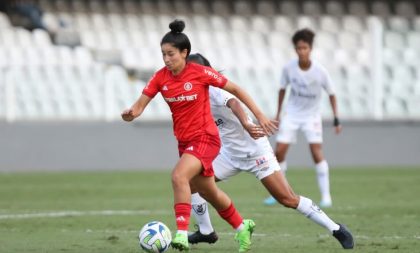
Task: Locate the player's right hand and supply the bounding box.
[121,108,136,122]
[243,122,265,140]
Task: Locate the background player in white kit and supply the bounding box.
[264,28,342,208]
[187,54,353,250]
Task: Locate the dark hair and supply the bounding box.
[161,20,191,56]
[292,28,315,47]
[187,53,212,67]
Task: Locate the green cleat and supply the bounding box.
[234,219,256,252]
[171,232,189,252]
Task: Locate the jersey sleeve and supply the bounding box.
[142,73,160,98]
[279,67,289,89]
[200,66,228,88]
[210,86,235,107]
[322,69,335,95]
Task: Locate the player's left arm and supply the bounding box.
[223,81,278,136]
[226,98,265,139]
[329,95,342,134]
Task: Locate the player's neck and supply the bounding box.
[298,59,311,71]
[171,62,187,76]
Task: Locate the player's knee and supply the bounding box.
[279,196,299,209]
[171,171,187,187]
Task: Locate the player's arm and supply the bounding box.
[226,98,265,139]
[275,89,286,121]
[329,95,342,134]
[121,94,152,122]
[223,81,277,135]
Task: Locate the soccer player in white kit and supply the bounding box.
[187,54,353,250]
[264,29,342,208]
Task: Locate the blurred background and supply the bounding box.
[0,0,419,171]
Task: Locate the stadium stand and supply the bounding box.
[0,0,419,121]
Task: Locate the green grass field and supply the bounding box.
[1,167,419,253]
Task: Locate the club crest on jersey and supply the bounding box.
[192,203,207,215]
[184,82,193,91]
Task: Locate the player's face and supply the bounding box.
[295,40,312,61]
[161,43,188,74]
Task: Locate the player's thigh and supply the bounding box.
[247,151,280,180]
[276,116,298,144]
[302,115,323,144]
[213,153,240,181]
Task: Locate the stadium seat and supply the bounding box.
[337,31,360,50]
[325,1,345,16]
[273,15,295,34]
[384,31,406,50]
[388,16,411,32]
[402,48,420,67]
[256,0,277,16]
[296,16,318,30]
[406,32,420,51]
[319,16,341,33]
[371,1,391,17]
[251,15,271,34]
[348,1,368,16]
[342,16,366,33]
[395,1,416,18]
[302,1,322,16]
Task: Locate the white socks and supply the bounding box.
[315,160,332,203]
[279,161,287,175]
[296,196,339,233]
[191,193,214,235]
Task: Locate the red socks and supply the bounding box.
[174,203,191,231]
[217,202,243,229]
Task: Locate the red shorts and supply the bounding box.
[178,134,221,177]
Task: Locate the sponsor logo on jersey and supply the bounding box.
[256,157,267,166]
[215,118,224,126]
[204,69,223,83]
[184,82,192,91]
[164,94,198,103]
[162,85,168,91]
[291,89,316,99]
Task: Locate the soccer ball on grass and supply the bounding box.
[139,221,172,253]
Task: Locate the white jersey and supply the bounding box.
[209,86,272,159]
[280,59,335,118]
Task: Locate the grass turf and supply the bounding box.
[0,167,419,253]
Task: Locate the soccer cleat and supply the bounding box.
[319,199,332,208]
[263,196,277,206]
[234,219,256,252]
[333,223,354,249]
[188,230,219,244]
[171,232,190,251]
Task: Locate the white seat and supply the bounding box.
[192,15,211,31]
[383,48,403,67]
[267,33,290,49]
[251,16,271,34]
[140,14,159,31]
[230,16,249,32]
[74,12,92,31]
[384,97,407,117]
[209,16,229,31]
[334,49,352,67]
[384,32,406,50]
[125,14,141,30]
[91,13,108,30]
[319,16,340,33]
[337,32,360,50]
[406,33,420,51]
[296,16,317,30]
[214,31,231,48]
[315,31,336,49]
[15,28,33,48]
[74,47,93,66]
[388,17,411,32]
[248,32,265,48]
[356,49,371,67]
[32,29,52,48]
[273,15,295,34]
[392,65,415,83]
[108,13,126,30]
[342,16,365,33]
[41,12,59,32]
[113,30,131,49]
[413,17,420,32]
[7,47,25,67]
[403,48,420,67]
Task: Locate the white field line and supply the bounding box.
[0,210,171,220]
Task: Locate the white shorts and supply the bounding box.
[213,150,281,181]
[275,114,323,144]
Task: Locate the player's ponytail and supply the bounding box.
[161,20,191,56]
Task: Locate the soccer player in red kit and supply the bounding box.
[121,20,277,252]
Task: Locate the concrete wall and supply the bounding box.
[0,120,419,171]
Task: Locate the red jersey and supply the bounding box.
[142,62,228,142]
